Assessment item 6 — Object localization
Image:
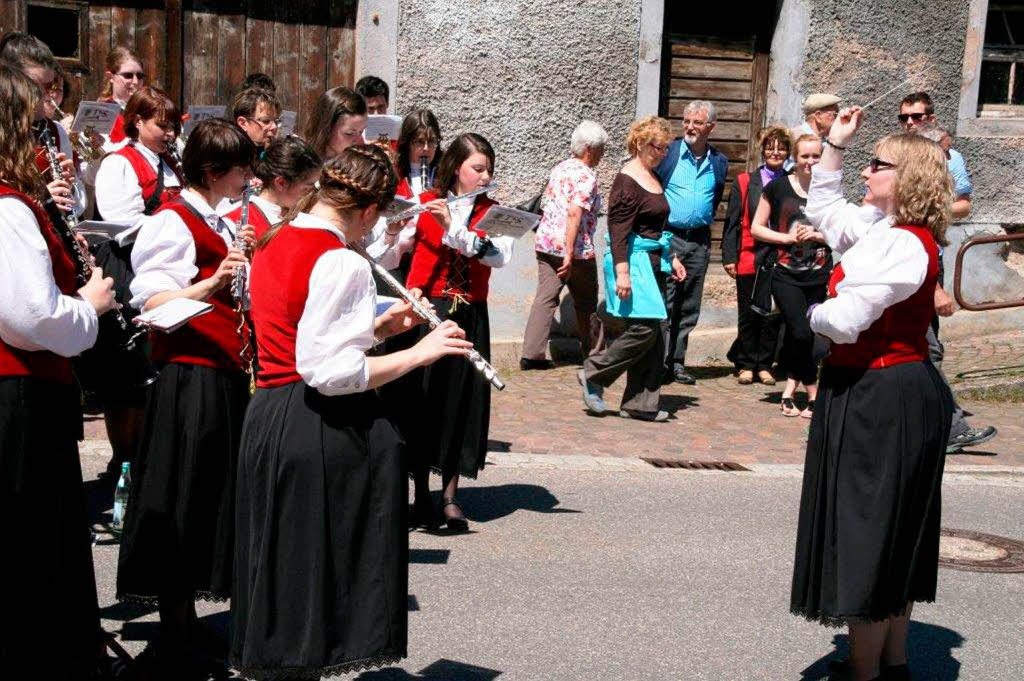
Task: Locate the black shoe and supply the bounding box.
[881,664,912,681]
[946,425,997,453]
[519,357,555,370]
[410,497,440,530]
[620,409,670,422]
[667,365,696,385]
[441,498,469,533]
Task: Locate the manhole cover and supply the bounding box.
[938,529,1024,573]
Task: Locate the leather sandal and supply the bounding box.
[781,397,800,417]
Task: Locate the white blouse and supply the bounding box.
[443,195,514,268]
[805,168,929,344]
[129,188,238,309]
[0,196,98,356]
[290,212,375,396]
[94,142,182,245]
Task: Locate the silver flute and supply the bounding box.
[231,185,254,302]
[355,247,505,391]
[385,181,497,225]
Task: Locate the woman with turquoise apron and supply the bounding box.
[578,116,685,422]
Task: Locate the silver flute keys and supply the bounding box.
[357,248,505,391]
[419,155,431,192]
[231,185,254,302]
[385,181,497,225]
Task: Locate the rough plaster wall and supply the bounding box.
[766,0,809,126]
[397,0,641,341]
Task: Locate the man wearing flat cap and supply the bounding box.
[794,93,840,138]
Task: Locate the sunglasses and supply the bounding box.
[868,158,898,172]
[896,112,928,124]
[117,71,147,81]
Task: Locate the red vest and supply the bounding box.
[113,144,183,213]
[147,199,245,371]
[825,225,938,370]
[735,172,757,276]
[249,224,346,388]
[406,192,497,302]
[0,185,79,383]
[224,200,273,241]
[395,177,413,199]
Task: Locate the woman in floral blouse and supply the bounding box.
[520,120,608,369]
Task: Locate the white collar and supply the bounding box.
[181,188,225,230]
[131,141,162,168]
[291,211,347,243]
[250,194,282,223]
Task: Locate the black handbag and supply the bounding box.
[750,252,779,317]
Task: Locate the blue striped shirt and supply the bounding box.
[664,144,717,229]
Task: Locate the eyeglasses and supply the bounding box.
[763,145,790,155]
[412,136,439,147]
[868,158,898,172]
[681,118,709,127]
[117,71,147,81]
[247,117,281,127]
[648,142,668,153]
[896,112,928,124]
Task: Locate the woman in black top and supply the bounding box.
[751,134,829,417]
[579,116,684,422]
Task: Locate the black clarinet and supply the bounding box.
[38,128,159,388]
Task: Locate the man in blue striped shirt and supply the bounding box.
[654,100,729,384]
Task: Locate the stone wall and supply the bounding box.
[396,0,642,342]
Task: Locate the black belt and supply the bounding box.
[667,224,711,239]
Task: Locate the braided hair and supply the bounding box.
[260,143,396,249]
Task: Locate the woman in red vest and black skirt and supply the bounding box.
[0,63,117,679]
[790,107,954,681]
[232,145,471,678]
[92,86,184,474]
[223,134,322,241]
[117,119,256,674]
[406,133,515,531]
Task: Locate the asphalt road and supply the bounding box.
[82,447,1024,680]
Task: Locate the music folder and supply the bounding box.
[134,298,214,334]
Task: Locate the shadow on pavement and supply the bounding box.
[800,621,964,680]
[660,394,699,412]
[356,658,502,680]
[454,484,581,523]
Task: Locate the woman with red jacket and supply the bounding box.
[405,132,514,531]
[0,63,117,679]
[721,126,786,385]
[790,108,954,681]
[117,119,256,674]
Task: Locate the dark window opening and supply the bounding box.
[979,4,1024,113]
[26,4,81,60]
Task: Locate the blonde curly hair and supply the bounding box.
[876,133,953,246]
[626,116,672,156]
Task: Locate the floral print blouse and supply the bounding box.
[534,157,602,260]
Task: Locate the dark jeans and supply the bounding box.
[663,226,710,370]
[734,273,781,372]
[584,318,665,413]
[771,275,827,385]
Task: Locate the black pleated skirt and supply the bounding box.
[82,239,152,407]
[418,299,491,479]
[116,362,249,603]
[791,360,952,626]
[0,377,100,678]
[231,382,407,679]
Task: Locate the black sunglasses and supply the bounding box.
[869,158,898,172]
[896,112,928,123]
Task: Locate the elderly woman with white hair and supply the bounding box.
[520,120,609,369]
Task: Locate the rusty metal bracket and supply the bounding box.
[953,231,1024,311]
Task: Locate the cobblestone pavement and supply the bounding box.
[488,330,1024,466]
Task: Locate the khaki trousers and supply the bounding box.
[521,251,603,360]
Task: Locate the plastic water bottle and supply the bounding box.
[112,462,131,533]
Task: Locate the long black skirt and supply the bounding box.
[232,382,407,679]
[116,362,249,603]
[791,360,952,626]
[419,298,491,479]
[0,377,100,678]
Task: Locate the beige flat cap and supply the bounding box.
[802,93,841,114]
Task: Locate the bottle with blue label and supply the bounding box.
[112,462,131,533]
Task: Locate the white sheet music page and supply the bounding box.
[134,298,214,333]
[475,205,541,239]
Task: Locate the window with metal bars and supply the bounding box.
[979,3,1024,116]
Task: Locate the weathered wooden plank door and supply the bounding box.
[660,35,770,252]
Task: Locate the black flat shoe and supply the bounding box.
[410,497,440,530]
[519,357,554,370]
[441,498,469,533]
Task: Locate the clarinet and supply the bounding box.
[355,246,505,391]
[419,155,431,192]
[38,129,143,349]
[165,142,184,178]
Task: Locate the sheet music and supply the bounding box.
[475,205,541,239]
[134,298,213,333]
[183,105,227,138]
[382,196,418,217]
[70,101,122,135]
[364,115,403,141]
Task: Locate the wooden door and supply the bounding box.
[660,35,769,253]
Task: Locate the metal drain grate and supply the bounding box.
[938,528,1024,573]
[642,458,750,472]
